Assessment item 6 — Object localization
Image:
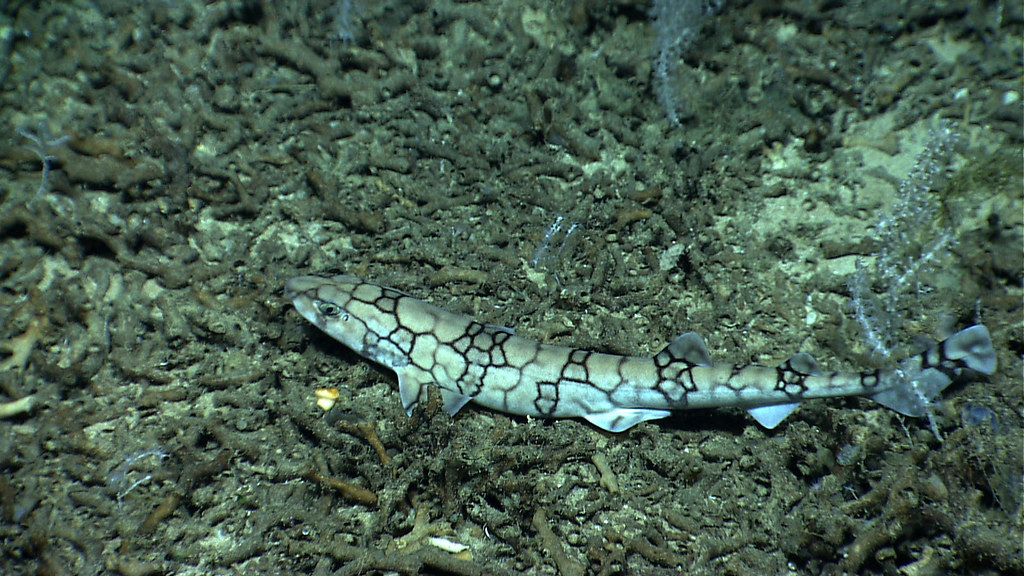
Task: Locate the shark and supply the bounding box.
[286,274,996,432]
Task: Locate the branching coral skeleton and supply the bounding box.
[17,121,70,202]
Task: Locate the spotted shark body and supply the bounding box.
[286,274,996,432]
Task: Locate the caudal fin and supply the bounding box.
[871,325,996,417]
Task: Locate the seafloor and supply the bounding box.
[0,1,1021,575]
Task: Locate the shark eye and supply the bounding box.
[316,300,346,319]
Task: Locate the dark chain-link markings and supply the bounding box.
[287,275,995,432]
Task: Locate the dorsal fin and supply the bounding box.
[783,352,822,376]
[484,324,515,336]
[655,332,712,366]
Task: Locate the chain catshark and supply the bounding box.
[286,274,996,432]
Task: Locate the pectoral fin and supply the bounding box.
[397,369,431,415]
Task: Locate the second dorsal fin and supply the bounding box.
[784,352,822,376]
[654,332,713,367]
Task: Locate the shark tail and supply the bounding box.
[871,325,996,417]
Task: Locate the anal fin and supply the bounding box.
[747,403,801,429]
